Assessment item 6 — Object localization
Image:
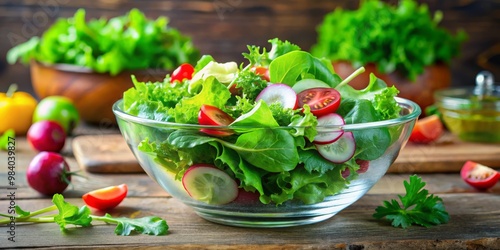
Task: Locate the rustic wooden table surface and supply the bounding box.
[1,126,499,250]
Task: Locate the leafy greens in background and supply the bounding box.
[7,9,199,75]
[311,0,467,80]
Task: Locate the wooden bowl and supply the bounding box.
[30,61,168,125]
[333,61,451,112]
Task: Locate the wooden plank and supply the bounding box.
[61,132,500,174]
[72,134,143,173]
[391,133,500,173]
[0,193,498,249]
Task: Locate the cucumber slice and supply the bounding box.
[316,132,356,163]
[182,164,238,205]
[292,79,330,94]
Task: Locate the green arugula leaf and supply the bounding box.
[373,175,450,228]
[0,194,169,236]
[52,194,93,231]
[98,214,169,236]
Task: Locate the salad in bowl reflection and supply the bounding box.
[113,38,420,227]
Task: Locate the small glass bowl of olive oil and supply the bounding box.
[435,71,500,143]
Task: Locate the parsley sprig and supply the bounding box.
[0,194,168,236]
[373,175,450,228]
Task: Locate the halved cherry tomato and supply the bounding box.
[409,115,443,144]
[297,88,341,117]
[252,66,270,82]
[170,63,195,83]
[460,161,500,190]
[198,104,235,136]
[82,184,128,211]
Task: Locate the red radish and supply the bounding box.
[232,189,261,204]
[356,159,370,174]
[198,104,235,136]
[341,160,370,178]
[26,152,71,196]
[82,184,128,211]
[182,164,238,205]
[313,113,345,144]
[27,120,66,152]
[255,84,298,109]
[316,132,356,163]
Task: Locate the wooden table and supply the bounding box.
[1,128,499,249]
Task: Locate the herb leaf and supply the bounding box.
[373,175,450,228]
[52,194,93,231]
[96,214,169,236]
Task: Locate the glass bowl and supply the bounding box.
[113,98,420,228]
[434,86,500,143]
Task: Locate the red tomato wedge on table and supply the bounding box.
[82,184,128,211]
[460,161,500,190]
[297,88,341,117]
[409,114,443,143]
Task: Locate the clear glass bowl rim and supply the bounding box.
[112,97,421,130]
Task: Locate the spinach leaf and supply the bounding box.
[344,99,391,160]
[269,51,341,87]
[168,129,299,173]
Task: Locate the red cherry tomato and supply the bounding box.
[82,184,128,211]
[170,63,195,83]
[198,104,235,136]
[409,115,443,144]
[297,88,341,117]
[252,66,270,82]
[460,161,500,190]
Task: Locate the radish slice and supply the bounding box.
[182,164,238,205]
[292,79,330,94]
[314,113,345,144]
[316,132,356,163]
[255,83,298,109]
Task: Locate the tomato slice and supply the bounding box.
[409,115,444,144]
[297,88,341,117]
[460,161,500,190]
[198,105,235,136]
[170,63,195,83]
[252,66,270,82]
[82,184,128,211]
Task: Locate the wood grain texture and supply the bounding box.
[0,194,498,249]
[0,0,499,95]
[1,137,500,249]
[72,134,143,173]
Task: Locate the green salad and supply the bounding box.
[311,0,467,80]
[123,38,403,205]
[7,9,199,75]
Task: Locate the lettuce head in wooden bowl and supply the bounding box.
[7,9,199,124]
[311,0,467,112]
